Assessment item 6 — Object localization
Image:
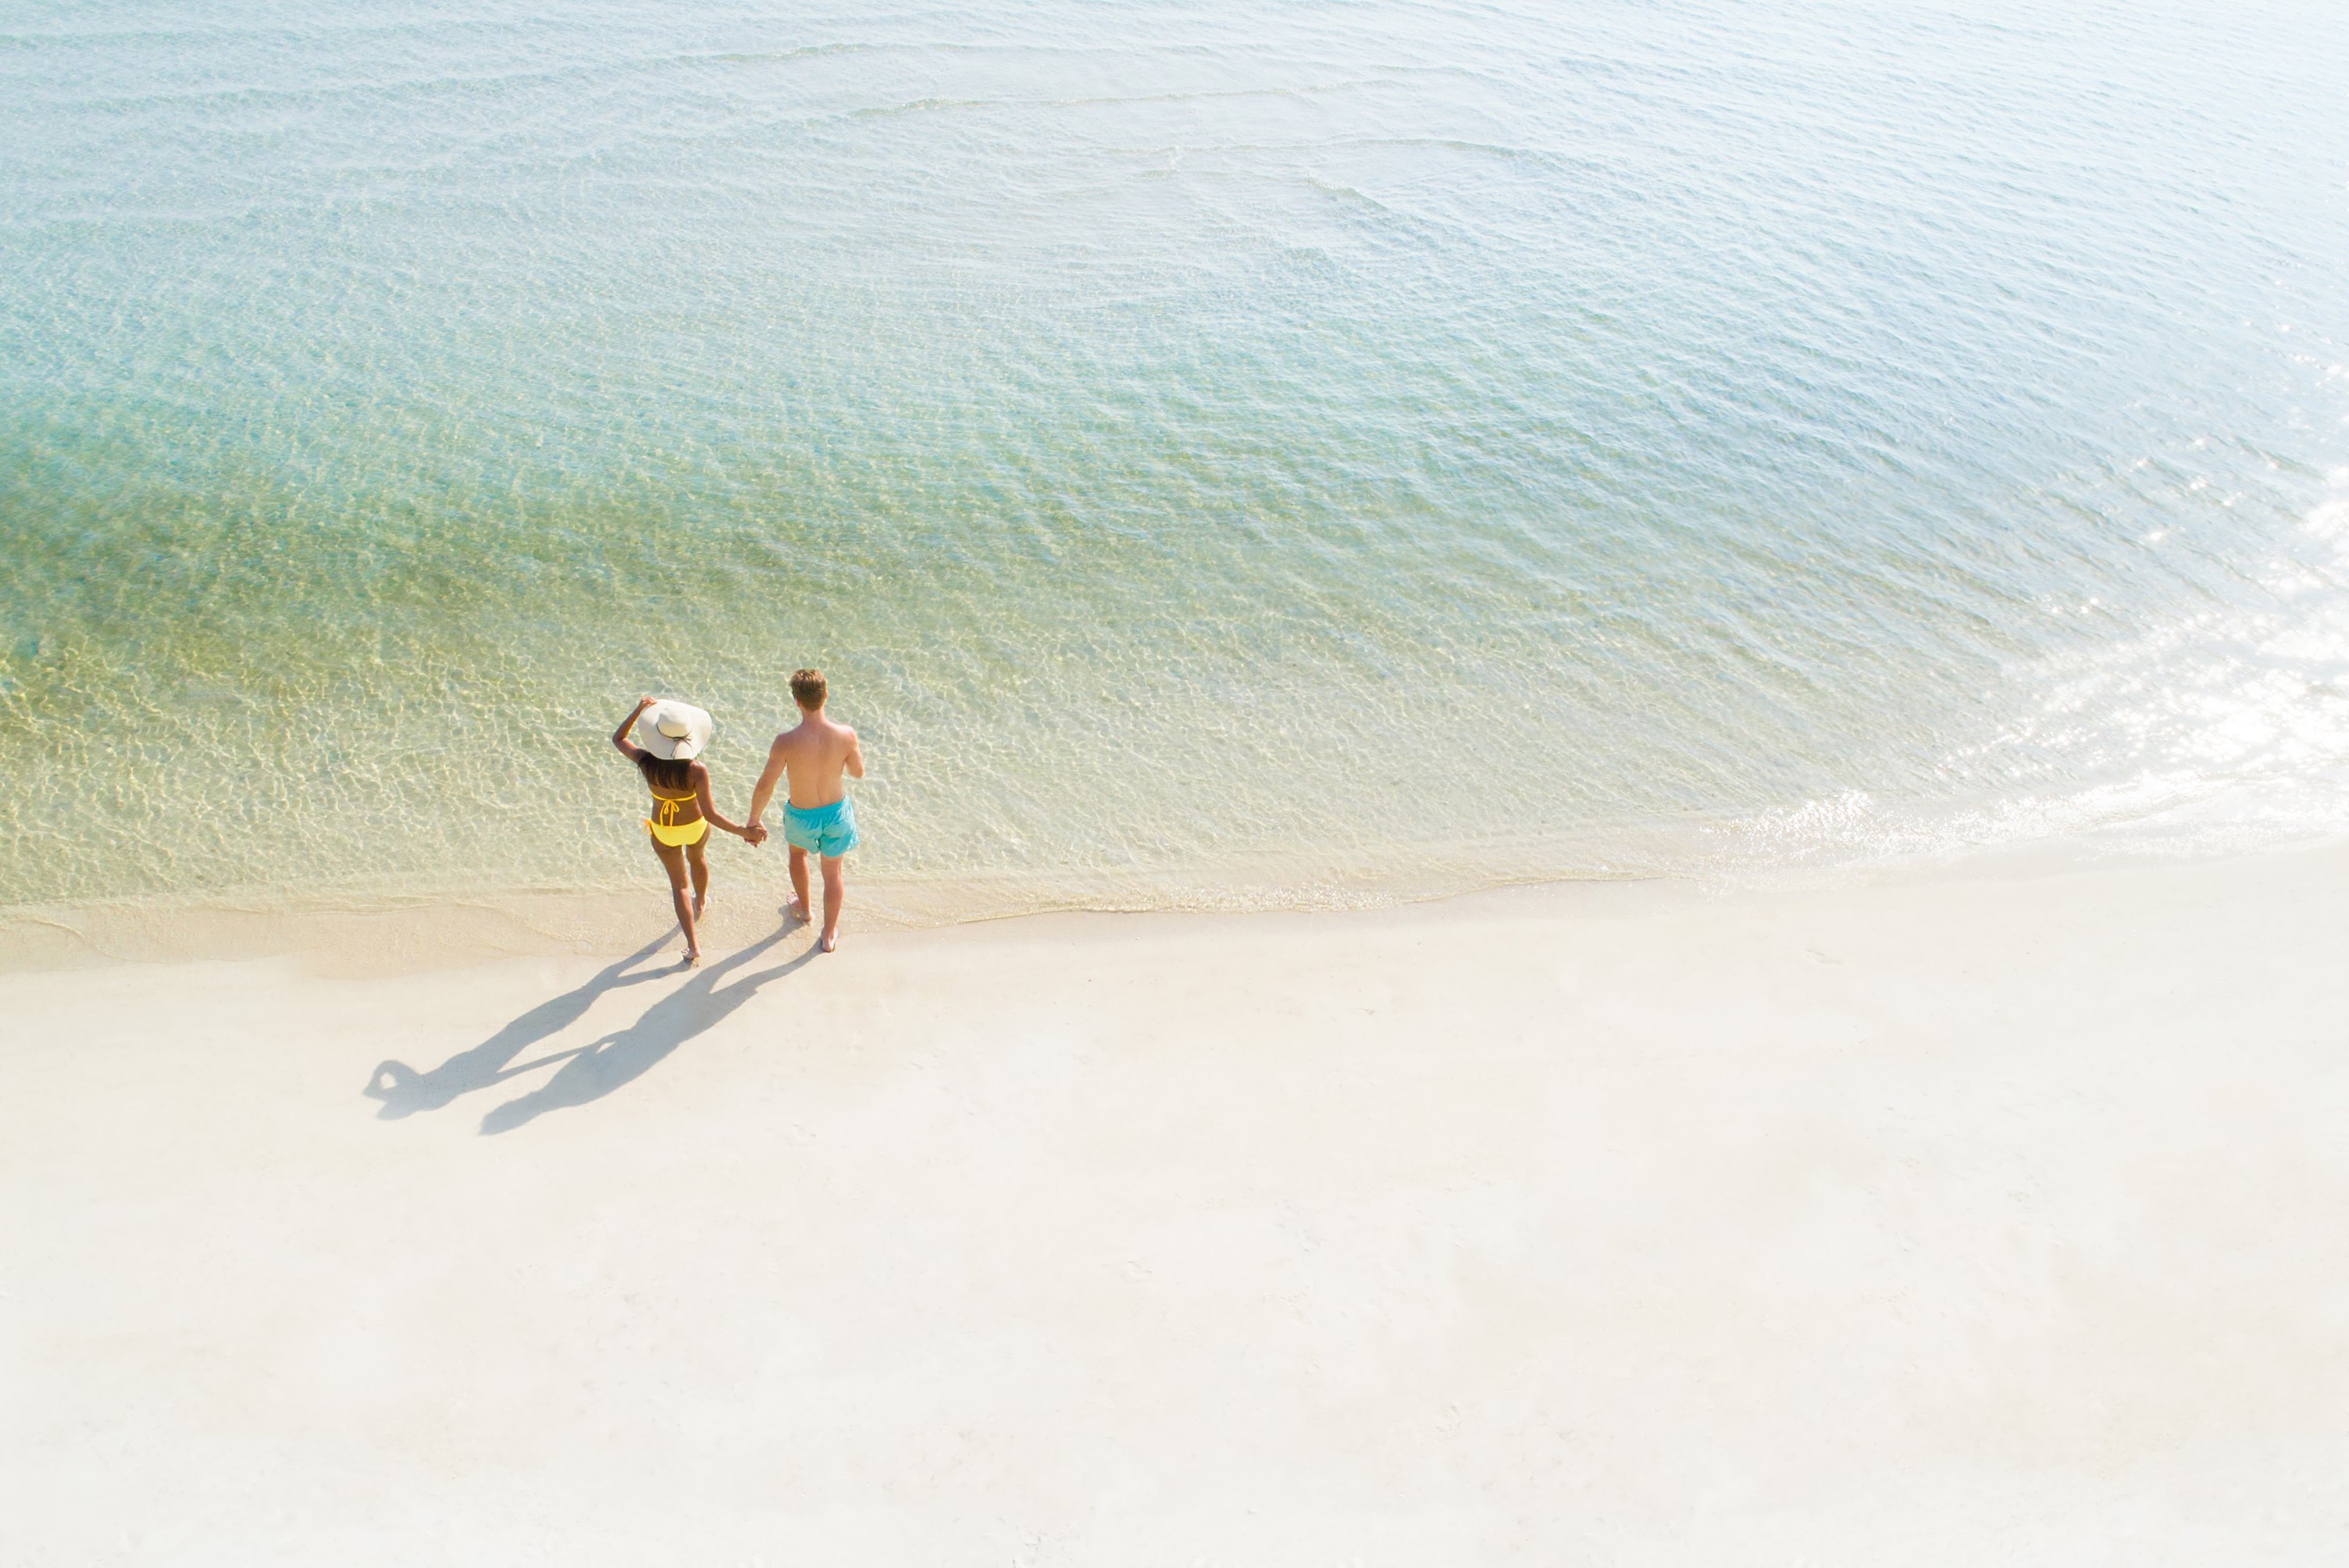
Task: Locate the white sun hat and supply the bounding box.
[636,699,714,761]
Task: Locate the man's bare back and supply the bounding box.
[766,713,861,808]
[745,668,864,951]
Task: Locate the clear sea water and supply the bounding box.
[5,0,2348,923]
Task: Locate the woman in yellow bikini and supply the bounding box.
[610,695,754,966]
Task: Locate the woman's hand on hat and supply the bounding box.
[613,696,658,754]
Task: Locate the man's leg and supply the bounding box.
[686,832,711,918]
[786,846,811,924]
[819,854,846,953]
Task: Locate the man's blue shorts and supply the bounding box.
[782,796,859,858]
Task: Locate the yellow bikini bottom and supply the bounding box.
[643,815,710,849]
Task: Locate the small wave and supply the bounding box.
[844,96,1000,123]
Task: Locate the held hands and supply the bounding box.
[743,819,769,847]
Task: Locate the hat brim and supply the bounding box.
[635,701,714,761]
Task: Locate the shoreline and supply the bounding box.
[6,839,2347,1559]
[0,822,2323,976]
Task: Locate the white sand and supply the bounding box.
[5,845,2348,1563]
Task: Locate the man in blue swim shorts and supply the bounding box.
[744,667,865,952]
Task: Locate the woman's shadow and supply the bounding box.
[363,935,679,1120]
[478,925,814,1135]
[364,921,816,1135]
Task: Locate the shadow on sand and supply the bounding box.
[477,924,814,1135]
[364,921,816,1135]
[365,935,679,1119]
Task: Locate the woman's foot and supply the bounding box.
[683,948,703,968]
[693,889,708,918]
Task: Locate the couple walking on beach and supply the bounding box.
[609,668,864,964]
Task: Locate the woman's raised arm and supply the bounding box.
[611,695,655,759]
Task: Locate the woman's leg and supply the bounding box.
[650,836,699,961]
[686,831,711,918]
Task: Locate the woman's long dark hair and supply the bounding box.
[636,752,695,793]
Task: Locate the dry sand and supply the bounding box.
[4,844,2347,1563]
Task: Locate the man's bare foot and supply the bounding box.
[819,930,839,953]
[786,899,808,925]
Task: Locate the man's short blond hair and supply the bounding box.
[790,668,827,710]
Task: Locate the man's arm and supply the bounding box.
[844,727,864,780]
[745,736,789,843]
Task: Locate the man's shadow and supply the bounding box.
[365,935,679,1120]
[476,923,817,1135]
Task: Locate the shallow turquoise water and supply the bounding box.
[5,0,2348,916]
